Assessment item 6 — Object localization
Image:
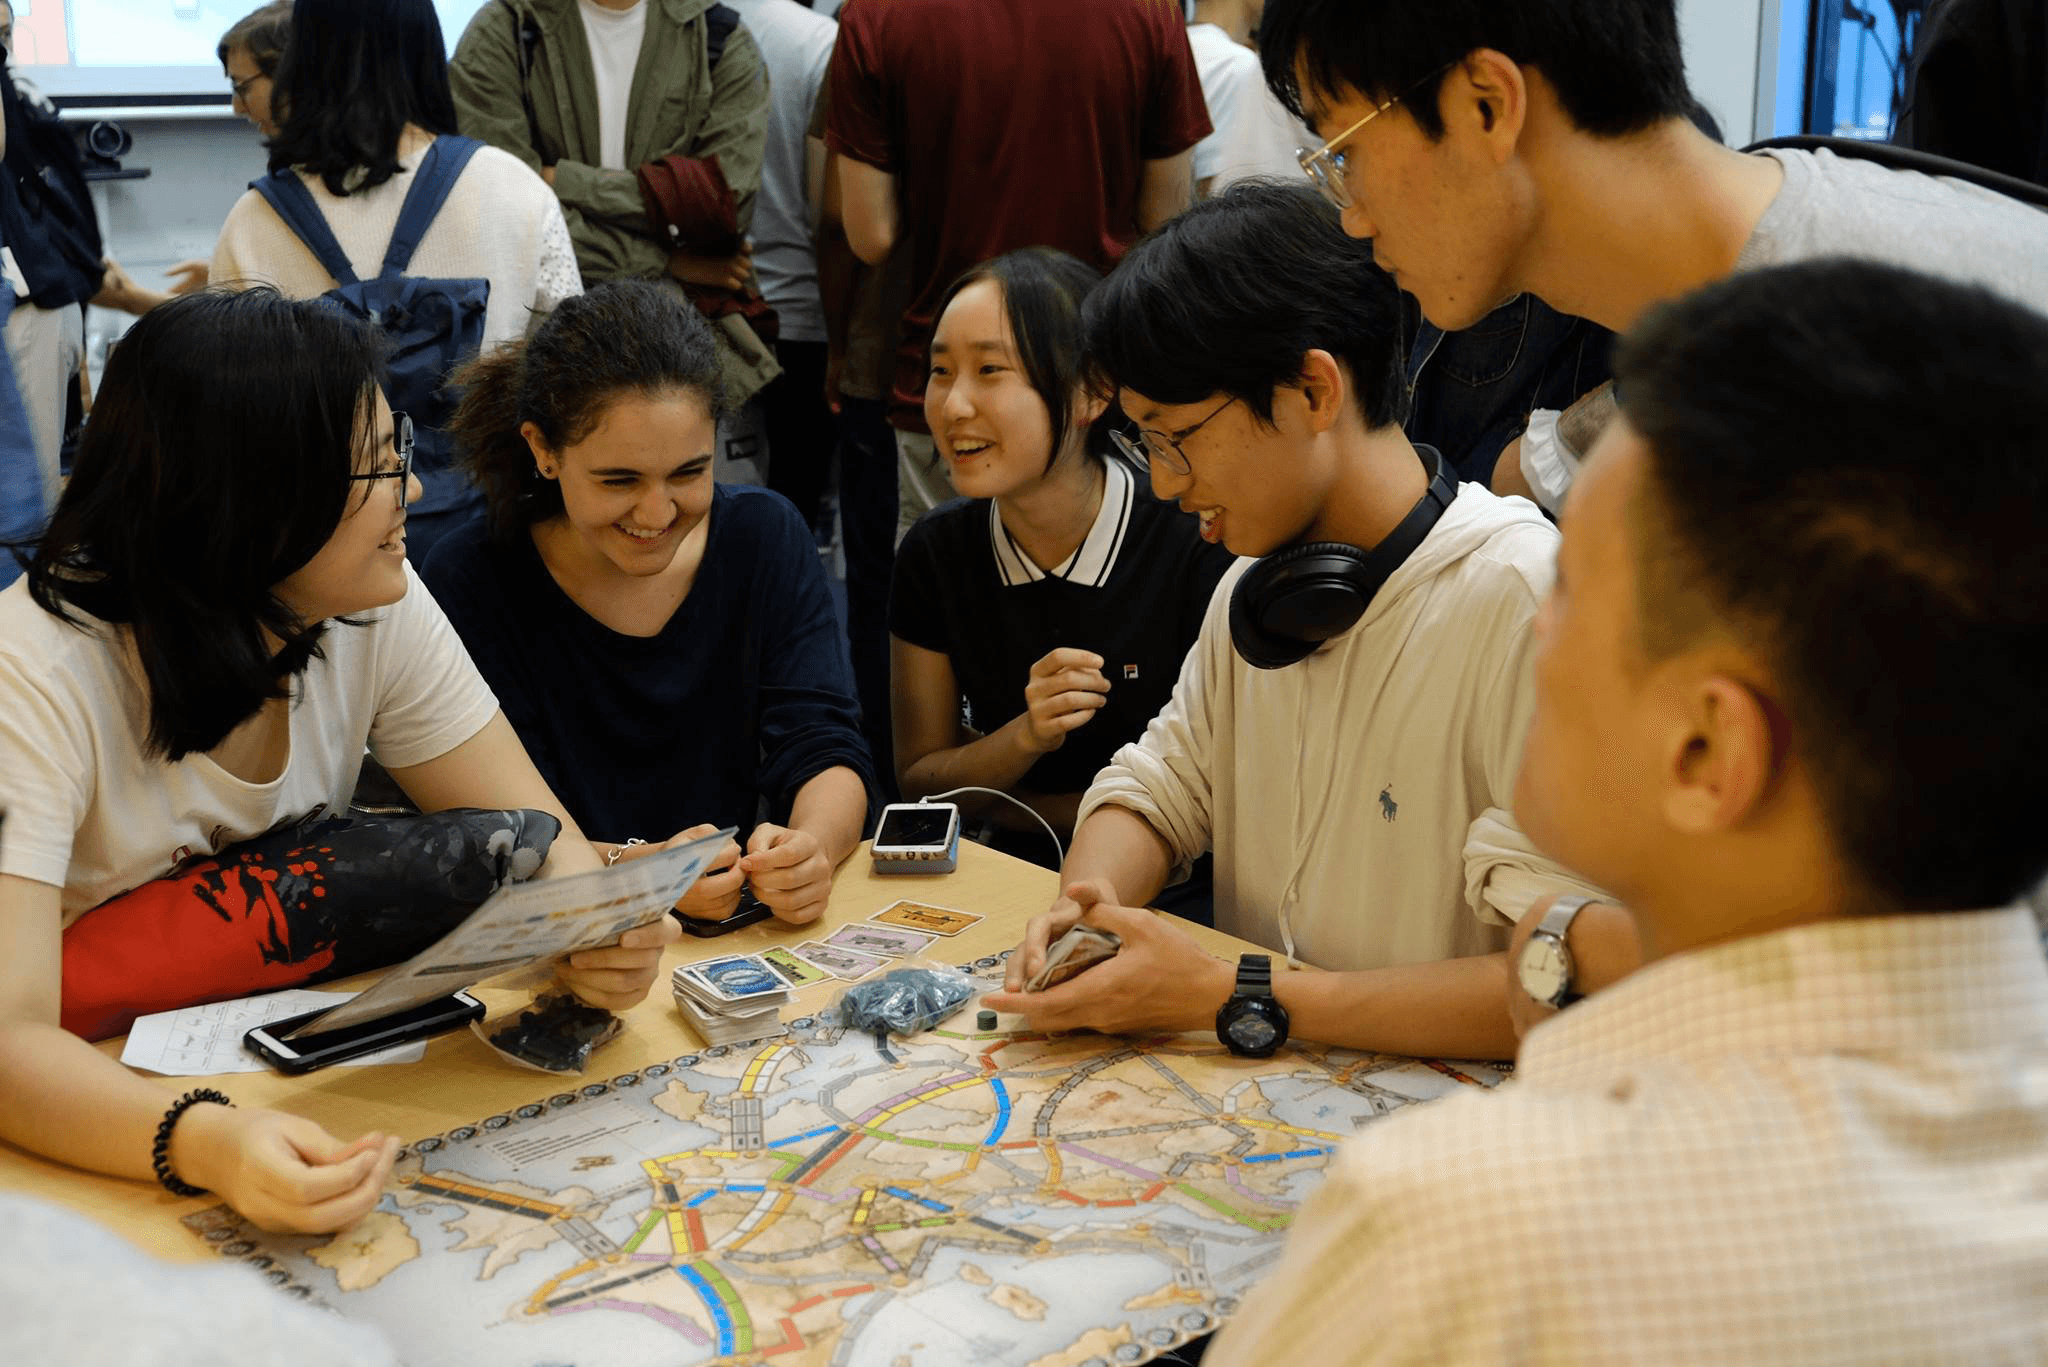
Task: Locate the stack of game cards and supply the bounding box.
[670,954,792,1046]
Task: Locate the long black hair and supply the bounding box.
[24,288,386,760]
[932,248,1114,474]
[449,280,729,535]
[266,0,460,195]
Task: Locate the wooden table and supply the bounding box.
[0,841,1259,1263]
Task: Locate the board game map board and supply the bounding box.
[185,966,1504,1366]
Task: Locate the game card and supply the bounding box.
[761,946,831,988]
[869,899,983,937]
[791,940,889,981]
[825,924,936,959]
[679,954,787,1003]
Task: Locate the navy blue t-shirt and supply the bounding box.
[421,485,876,844]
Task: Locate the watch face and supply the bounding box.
[1229,1016,1278,1052]
[1517,936,1570,1004]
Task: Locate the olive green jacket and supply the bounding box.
[450,0,778,403]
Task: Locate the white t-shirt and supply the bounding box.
[1521,146,2048,511]
[1186,23,1311,191]
[579,0,650,172]
[211,141,583,352]
[1081,482,1607,972]
[727,0,837,342]
[0,565,499,924]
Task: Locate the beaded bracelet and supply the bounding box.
[151,1088,233,1197]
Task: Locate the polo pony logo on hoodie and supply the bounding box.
[1378,785,1398,823]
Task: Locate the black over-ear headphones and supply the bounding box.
[1228,446,1458,670]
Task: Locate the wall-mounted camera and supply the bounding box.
[81,120,133,170]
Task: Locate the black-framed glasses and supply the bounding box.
[347,411,413,487]
[1109,395,1238,477]
[1296,62,1457,211]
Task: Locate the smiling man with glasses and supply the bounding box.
[983,183,1614,1064]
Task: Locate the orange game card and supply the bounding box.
[869,900,983,936]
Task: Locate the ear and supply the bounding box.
[520,420,558,479]
[1449,48,1530,162]
[1294,349,1347,436]
[1662,673,1779,836]
[1071,387,1110,431]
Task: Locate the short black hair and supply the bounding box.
[1260,0,1693,140]
[933,248,1111,475]
[1083,181,1407,430]
[267,0,460,196]
[1617,259,2048,912]
[450,280,728,535]
[23,288,385,760]
[218,0,293,78]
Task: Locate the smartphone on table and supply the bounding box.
[244,991,485,1075]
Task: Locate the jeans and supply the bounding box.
[761,339,837,531]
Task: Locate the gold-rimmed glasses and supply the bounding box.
[1297,62,1457,210]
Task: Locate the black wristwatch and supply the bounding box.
[1216,953,1290,1058]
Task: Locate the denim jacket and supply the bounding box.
[1402,292,1613,487]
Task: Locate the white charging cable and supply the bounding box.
[916,787,1065,867]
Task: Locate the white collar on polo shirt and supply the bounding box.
[988,458,1135,590]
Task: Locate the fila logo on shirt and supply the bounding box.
[1123,664,1140,680]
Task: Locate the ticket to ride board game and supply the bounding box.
[187,956,1504,1366]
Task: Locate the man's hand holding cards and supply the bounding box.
[983,880,1234,1036]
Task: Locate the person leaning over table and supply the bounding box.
[0,289,678,1235]
[984,184,1617,1063]
[1207,259,2048,1366]
[421,280,875,929]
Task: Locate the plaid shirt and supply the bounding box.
[1208,907,2048,1365]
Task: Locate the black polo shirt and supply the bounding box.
[890,458,1236,798]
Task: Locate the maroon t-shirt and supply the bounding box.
[826,0,1212,432]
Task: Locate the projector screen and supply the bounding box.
[10,0,493,103]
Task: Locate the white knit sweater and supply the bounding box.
[211,140,582,347]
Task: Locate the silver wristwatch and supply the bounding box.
[1515,894,1594,1009]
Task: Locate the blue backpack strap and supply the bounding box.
[377,136,486,278]
[248,170,361,286]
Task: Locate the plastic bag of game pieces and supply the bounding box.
[473,988,623,1073]
[832,961,976,1039]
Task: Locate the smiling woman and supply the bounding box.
[422,281,878,930]
[888,249,1235,872]
[0,287,659,1236]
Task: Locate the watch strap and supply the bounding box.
[1537,894,1594,942]
[1234,953,1273,997]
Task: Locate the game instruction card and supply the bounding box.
[870,899,982,937]
[307,827,735,1035]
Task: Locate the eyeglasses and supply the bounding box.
[230,72,266,100]
[1296,62,1457,211]
[1110,395,1237,477]
[347,411,414,488]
